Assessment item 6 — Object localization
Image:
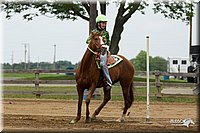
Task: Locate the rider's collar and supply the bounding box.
[97,27,104,31]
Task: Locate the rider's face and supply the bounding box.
[98,22,107,30]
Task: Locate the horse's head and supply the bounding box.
[88,32,103,52]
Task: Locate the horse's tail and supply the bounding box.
[127,81,134,109]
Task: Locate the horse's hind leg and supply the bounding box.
[91,87,111,120]
[116,82,133,122]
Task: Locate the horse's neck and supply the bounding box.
[79,49,97,73]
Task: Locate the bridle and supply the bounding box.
[87,46,98,55]
[87,35,103,55]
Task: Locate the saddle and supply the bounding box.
[95,52,123,69]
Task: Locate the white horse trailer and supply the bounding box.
[167,57,190,73]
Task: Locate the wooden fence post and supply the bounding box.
[196,66,200,95]
[34,70,40,98]
[154,71,162,100]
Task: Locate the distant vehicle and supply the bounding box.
[167,57,190,73]
[66,66,75,76]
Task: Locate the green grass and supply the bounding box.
[3,86,76,92]
[3,73,35,79]
[3,94,77,100]
[3,73,75,80]
[0,85,177,96]
[134,76,187,83]
[2,85,197,103]
[3,72,188,83]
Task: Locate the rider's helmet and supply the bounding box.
[96,14,108,23]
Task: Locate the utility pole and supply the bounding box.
[11,51,14,70]
[28,44,30,69]
[53,44,56,69]
[37,56,39,69]
[22,43,28,70]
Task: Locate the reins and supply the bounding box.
[87,46,98,55]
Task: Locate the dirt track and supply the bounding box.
[2,98,199,132]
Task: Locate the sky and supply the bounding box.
[0,1,198,65]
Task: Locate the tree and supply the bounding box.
[131,50,167,71]
[1,60,74,70]
[131,50,152,71]
[1,0,197,54]
[151,56,167,72]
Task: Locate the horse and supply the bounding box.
[69,32,135,124]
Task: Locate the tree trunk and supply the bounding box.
[89,2,97,33]
[110,19,123,54]
[100,1,106,15]
[109,1,141,54]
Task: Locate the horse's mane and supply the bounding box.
[77,33,99,77]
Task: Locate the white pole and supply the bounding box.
[146,36,150,122]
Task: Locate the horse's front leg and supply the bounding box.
[91,87,111,120]
[69,86,84,124]
[85,84,96,123]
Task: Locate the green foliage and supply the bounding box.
[131,50,167,71]
[2,63,12,69]
[1,60,76,70]
[1,0,89,21]
[153,1,197,25]
[151,56,167,71]
[132,50,150,71]
[1,1,196,24]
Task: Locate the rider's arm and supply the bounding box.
[102,31,110,46]
[86,34,91,44]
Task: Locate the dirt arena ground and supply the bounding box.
[2,98,199,132]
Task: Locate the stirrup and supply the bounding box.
[105,84,111,90]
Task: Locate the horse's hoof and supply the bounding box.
[91,115,96,121]
[116,118,125,123]
[85,117,91,123]
[69,119,77,124]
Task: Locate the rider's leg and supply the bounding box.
[100,52,112,89]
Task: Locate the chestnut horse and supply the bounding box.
[69,32,135,124]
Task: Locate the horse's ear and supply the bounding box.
[91,31,94,36]
[91,31,99,38]
[91,32,96,37]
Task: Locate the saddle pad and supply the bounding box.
[96,55,123,69]
[108,55,123,69]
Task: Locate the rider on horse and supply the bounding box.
[86,14,112,90]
